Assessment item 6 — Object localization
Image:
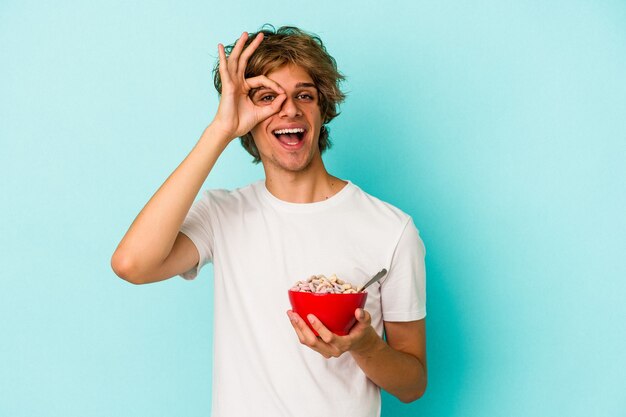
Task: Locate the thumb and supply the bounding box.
[355,308,371,325]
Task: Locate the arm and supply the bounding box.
[111,31,286,284]
[287,310,427,403]
[352,318,427,402]
[110,124,228,284]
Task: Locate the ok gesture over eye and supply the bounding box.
[212,32,286,142]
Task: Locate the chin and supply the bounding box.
[267,153,316,173]
[278,160,313,173]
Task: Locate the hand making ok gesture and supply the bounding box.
[212,32,287,142]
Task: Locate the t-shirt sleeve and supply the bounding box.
[178,191,215,280]
[380,218,427,321]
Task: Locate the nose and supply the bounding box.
[278,96,301,118]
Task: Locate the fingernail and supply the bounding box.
[307,314,316,324]
[287,312,298,324]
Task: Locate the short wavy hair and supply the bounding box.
[213,25,346,163]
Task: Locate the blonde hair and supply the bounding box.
[213,25,346,163]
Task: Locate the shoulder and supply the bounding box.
[199,181,264,209]
[347,182,413,227]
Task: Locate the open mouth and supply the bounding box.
[273,128,306,146]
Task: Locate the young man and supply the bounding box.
[112,26,427,417]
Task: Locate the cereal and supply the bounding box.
[290,274,359,294]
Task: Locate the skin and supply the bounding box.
[111,31,427,403]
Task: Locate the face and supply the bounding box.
[249,64,324,175]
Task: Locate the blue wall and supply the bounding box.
[1,1,625,416]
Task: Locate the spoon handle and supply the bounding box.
[357,268,387,292]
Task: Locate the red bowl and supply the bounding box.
[288,290,368,336]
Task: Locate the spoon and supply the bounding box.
[357,268,388,292]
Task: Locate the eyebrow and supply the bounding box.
[255,82,316,90]
[249,87,270,97]
[249,82,317,97]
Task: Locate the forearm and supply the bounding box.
[112,123,230,278]
[350,331,427,403]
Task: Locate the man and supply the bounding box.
[112,26,427,417]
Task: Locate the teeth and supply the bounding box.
[273,128,305,135]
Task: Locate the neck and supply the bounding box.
[263,157,347,203]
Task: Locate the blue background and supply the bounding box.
[1,1,625,416]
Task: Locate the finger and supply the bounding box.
[237,32,264,77]
[217,43,232,86]
[245,75,285,95]
[288,311,317,345]
[228,32,249,74]
[287,311,307,344]
[289,312,337,358]
[307,314,335,344]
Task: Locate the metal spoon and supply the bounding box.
[357,268,388,292]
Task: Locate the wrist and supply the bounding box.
[202,122,237,148]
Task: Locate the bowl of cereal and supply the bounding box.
[288,274,367,336]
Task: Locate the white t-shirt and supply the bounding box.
[180,180,426,417]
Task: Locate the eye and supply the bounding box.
[253,93,276,105]
[297,93,314,101]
